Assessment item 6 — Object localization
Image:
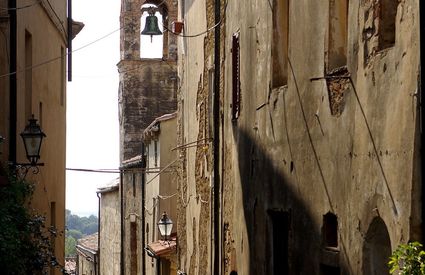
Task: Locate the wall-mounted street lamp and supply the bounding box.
[157,212,173,241]
[16,115,45,177]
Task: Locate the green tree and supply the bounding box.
[66,229,83,240]
[389,242,425,274]
[65,236,77,257]
[0,165,62,274]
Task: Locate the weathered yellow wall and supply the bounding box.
[77,253,96,275]
[18,2,67,273]
[99,189,121,275]
[177,0,420,274]
[0,0,10,161]
[144,116,178,274]
[0,1,67,273]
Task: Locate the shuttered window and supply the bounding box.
[232,33,241,120]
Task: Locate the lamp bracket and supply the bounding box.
[13,163,44,179]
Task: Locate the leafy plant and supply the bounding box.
[0,165,64,274]
[389,242,425,275]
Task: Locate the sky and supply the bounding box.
[66,0,120,217]
[66,0,163,217]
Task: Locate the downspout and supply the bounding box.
[67,0,72,81]
[420,0,425,240]
[8,0,17,165]
[141,141,147,275]
[120,171,125,275]
[213,0,221,274]
[97,192,101,275]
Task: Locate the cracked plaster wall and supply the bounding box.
[177,0,420,274]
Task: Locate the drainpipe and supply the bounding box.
[213,0,221,274]
[67,0,72,81]
[97,192,101,275]
[420,0,425,240]
[120,171,124,275]
[141,141,146,274]
[8,0,17,165]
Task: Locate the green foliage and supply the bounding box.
[65,209,98,236]
[389,242,425,275]
[64,209,98,258]
[0,166,63,274]
[65,236,77,257]
[66,229,83,240]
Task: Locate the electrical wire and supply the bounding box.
[0,26,123,79]
[160,0,228,38]
[0,0,42,10]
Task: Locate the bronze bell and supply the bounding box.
[141,13,163,38]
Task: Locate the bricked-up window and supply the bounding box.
[272,0,289,88]
[232,32,241,120]
[328,0,348,70]
[323,212,338,248]
[378,0,397,50]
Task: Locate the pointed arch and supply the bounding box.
[362,217,391,275]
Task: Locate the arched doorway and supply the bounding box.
[363,217,392,275]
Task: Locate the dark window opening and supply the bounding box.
[323,212,338,248]
[154,140,158,167]
[328,0,348,70]
[232,32,241,120]
[269,210,290,275]
[378,0,397,50]
[320,264,341,275]
[230,272,238,275]
[272,0,289,87]
[130,222,138,274]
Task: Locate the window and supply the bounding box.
[269,210,290,275]
[154,140,158,167]
[61,46,65,106]
[320,264,341,275]
[328,0,348,70]
[231,32,241,120]
[323,212,338,248]
[25,30,32,120]
[272,0,289,87]
[378,0,397,50]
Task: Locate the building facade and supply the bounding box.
[113,0,179,274]
[76,233,99,275]
[118,0,178,162]
[143,113,178,275]
[97,178,121,275]
[0,0,81,273]
[176,0,421,274]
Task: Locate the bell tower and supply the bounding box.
[118,0,178,162]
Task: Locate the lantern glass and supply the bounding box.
[157,212,173,239]
[20,116,45,165]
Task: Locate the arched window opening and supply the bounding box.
[328,0,348,70]
[363,217,392,275]
[140,3,164,58]
[322,212,338,248]
[378,0,398,50]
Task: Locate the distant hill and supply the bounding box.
[65,209,98,257]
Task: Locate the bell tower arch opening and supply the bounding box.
[140,3,164,58]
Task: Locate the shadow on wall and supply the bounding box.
[234,127,324,274]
